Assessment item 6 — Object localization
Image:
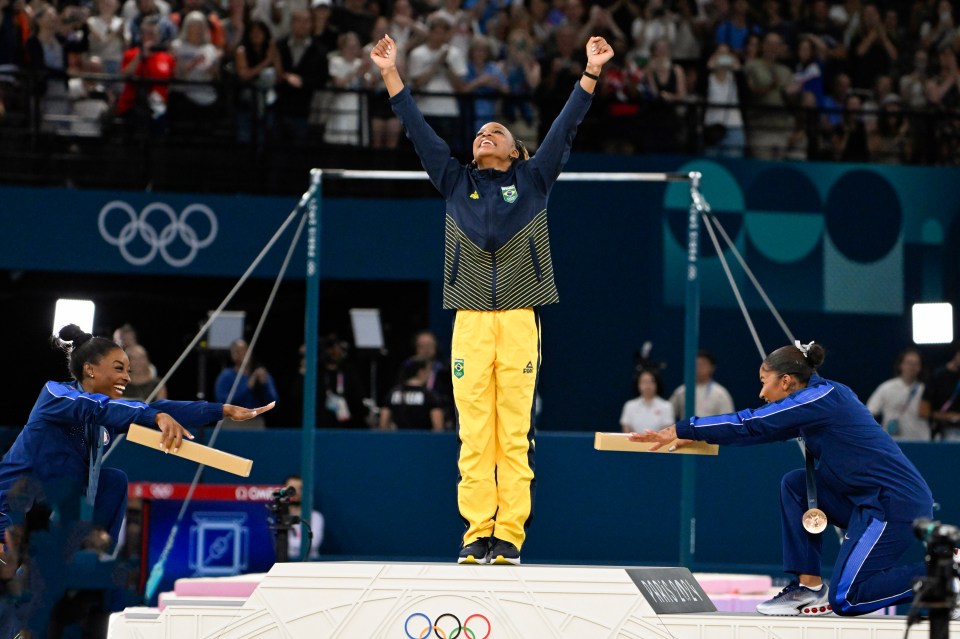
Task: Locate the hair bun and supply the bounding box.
[58,324,92,348]
[805,343,826,369]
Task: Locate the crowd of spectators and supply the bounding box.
[2,0,960,162]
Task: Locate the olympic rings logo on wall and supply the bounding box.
[404,612,491,639]
[98,200,218,267]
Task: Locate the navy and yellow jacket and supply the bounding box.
[390,82,594,310]
[0,381,223,501]
[676,374,933,521]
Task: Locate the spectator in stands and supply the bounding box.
[925,45,960,164]
[215,338,279,429]
[330,0,374,46]
[671,0,702,64]
[631,0,676,60]
[398,329,454,427]
[463,34,508,135]
[799,0,846,78]
[0,0,26,119]
[379,357,445,431]
[761,0,797,50]
[122,344,167,401]
[234,19,281,143]
[792,34,826,106]
[743,31,794,159]
[282,474,324,560]
[831,92,869,161]
[821,71,851,128]
[310,0,339,52]
[275,8,328,143]
[324,30,367,145]
[222,0,247,57]
[578,5,626,57]
[118,14,175,136]
[501,28,541,130]
[785,88,821,160]
[669,349,735,420]
[919,0,958,53]
[620,368,673,434]
[714,0,759,56]
[866,347,928,441]
[406,17,468,151]
[849,3,898,91]
[900,48,930,110]
[25,5,71,133]
[319,334,366,428]
[125,0,176,49]
[703,42,744,157]
[643,36,686,152]
[169,11,221,133]
[87,0,125,76]
[536,22,582,144]
[387,0,426,57]
[920,348,960,441]
[250,0,293,40]
[170,0,224,50]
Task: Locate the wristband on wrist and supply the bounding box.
[583,70,600,81]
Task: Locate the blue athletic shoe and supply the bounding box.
[756,581,832,616]
[458,537,490,564]
[486,537,521,565]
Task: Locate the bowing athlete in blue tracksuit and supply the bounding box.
[632,341,934,617]
[0,324,272,550]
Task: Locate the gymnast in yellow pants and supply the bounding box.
[370,32,614,564]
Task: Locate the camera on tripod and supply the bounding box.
[908,518,959,637]
[266,485,300,563]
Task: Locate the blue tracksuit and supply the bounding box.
[0,380,223,543]
[676,374,934,615]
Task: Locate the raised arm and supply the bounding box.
[370,33,462,197]
[529,36,613,189]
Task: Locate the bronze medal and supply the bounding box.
[802,508,827,534]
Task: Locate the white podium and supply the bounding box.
[108,562,957,639]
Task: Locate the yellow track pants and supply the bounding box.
[452,308,540,550]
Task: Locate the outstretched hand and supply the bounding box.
[585,36,614,68]
[626,425,693,452]
[370,34,398,71]
[224,401,276,422]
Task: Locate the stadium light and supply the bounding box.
[53,299,96,336]
[912,303,953,345]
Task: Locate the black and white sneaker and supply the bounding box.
[756,581,832,616]
[486,537,521,565]
[458,537,490,564]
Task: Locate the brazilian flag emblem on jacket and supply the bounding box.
[501,185,518,203]
[453,359,464,379]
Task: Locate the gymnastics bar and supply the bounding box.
[311,168,693,182]
[126,424,253,477]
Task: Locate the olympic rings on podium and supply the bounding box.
[403,612,491,639]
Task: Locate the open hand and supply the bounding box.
[626,425,693,452]
[224,401,276,422]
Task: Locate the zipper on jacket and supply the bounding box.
[528,236,543,282]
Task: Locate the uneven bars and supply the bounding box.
[310,168,693,182]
